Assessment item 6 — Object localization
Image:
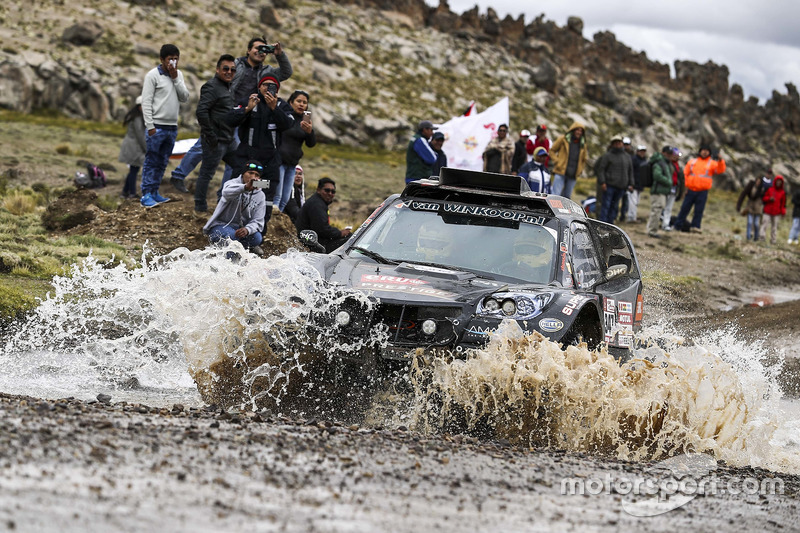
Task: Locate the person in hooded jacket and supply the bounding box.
[549,122,587,199]
[762,175,787,244]
[275,90,316,213]
[227,75,294,233]
[736,172,771,241]
[118,96,146,199]
[647,146,676,239]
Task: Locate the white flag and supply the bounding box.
[436,97,510,171]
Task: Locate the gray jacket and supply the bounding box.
[203,176,266,237]
[596,148,634,189]
[118,115,146,167]
[231,52,293,104]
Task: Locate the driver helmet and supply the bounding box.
[512,231,551,268]
[416,222,453,262]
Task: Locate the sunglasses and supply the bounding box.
[221,66,237,73]
[246,163,264,171]
[321,187,336,194]
[498,129,508,133]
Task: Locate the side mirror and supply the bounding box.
[299,229,325,253]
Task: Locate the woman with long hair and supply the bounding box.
[118,96,146,199]
[275,89,316,212]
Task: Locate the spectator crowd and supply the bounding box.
[122,39,795,256]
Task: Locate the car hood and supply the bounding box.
[325,257,512,304]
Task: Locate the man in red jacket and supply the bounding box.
[762,175,787,244]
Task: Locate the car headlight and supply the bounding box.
[421,319,437,335]
[335,310,352,327]
[477,292,552,320]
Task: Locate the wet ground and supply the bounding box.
[1,392,798,533]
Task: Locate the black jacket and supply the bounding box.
[279,110,317,167]
[196,75,235,145]
[511,139,527,174]
[284,183,304,223]
[228,96,294,164]
[295,192,341,243]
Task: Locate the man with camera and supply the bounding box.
[203,160,268,255]
[228,75,294,234]
[170,36,292,194]
[193,54,239,213]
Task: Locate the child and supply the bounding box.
[789,186,800,244]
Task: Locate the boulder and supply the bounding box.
[567,16,583,35]
[62,21,104,46]
[259,5,283,27]
[584,81,618,107]
[0,60,34,112]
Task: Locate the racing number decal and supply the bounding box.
[603,297,616,342]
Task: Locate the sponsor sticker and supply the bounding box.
[618,301,633,314]
[539,318,564,332]
[604,298,616,313]
[361,274,428,286]
[635,294,644,322]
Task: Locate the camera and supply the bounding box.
[267,85,278,96]
[252,180,270,189]
[257,44,276,55]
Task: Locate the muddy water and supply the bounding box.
[1,245,798,475]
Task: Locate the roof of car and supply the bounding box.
[402,167,587,219]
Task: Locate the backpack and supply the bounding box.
[640,161,655,189]
[74,163,107,189]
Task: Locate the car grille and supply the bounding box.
[376,303,461,346]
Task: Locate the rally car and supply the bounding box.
[299,167,643,363]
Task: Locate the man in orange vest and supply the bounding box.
[673,144,726,233]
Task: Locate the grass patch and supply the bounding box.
[0,109,125,137]
[710,239,745,260]
[0,277,52,324]
[305,143,403,166]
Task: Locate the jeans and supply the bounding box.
[207,224,263,249]
[674,189,709,230]
[274,164,298,212]
[174,135,237,185]
[789,217,800,241]
[551,174,576,199]
[122,165,140,197]
[141,126,178,194]
[746,213,761,240]
[599,186,626,224]
[195,140,238,212]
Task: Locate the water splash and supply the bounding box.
[404,319,799,474]
[1,245,798,473]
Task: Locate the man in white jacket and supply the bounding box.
[203,161,267,255]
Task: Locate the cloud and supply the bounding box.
[431,0,800,101]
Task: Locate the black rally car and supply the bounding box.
[300,168,643,362]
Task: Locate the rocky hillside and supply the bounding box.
[2,0,799,188]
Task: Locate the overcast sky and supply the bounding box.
[431,1,800,102]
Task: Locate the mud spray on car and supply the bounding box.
[1,244,798,475]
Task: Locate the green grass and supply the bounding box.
[0,196,129,320]
[0,109,126,136]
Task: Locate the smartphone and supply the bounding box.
[302,110,312,122]
[168,59,177,68]
[252,180,270,189]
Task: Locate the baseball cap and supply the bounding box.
[536,124,547,132]
[636,145,647,151]
[610,134,623,143]
[533,147,548,157]
[520,129,531,137]
[622,137,631,144]
[432,131,445,140]
[418,120,435,131]
[135,95,143,105]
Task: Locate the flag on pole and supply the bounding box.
[435,97,509,171]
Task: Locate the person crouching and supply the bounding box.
[203,160,267,255]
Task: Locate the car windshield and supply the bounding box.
[348,201,559,283]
